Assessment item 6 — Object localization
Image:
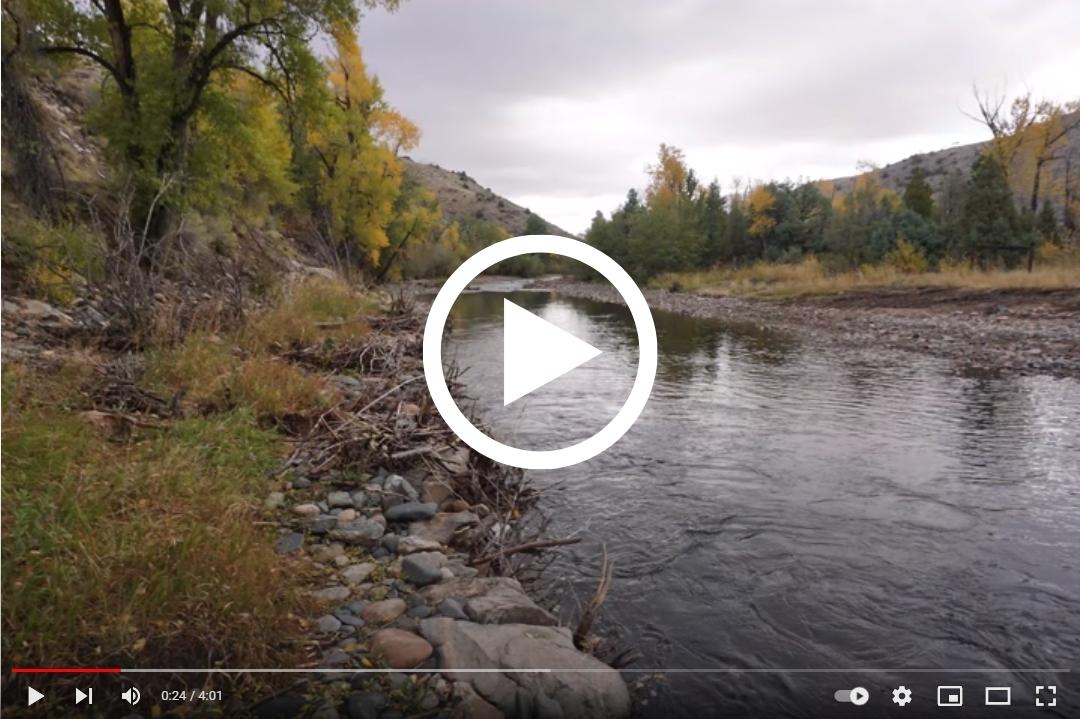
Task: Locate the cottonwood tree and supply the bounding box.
[17,0,397,241]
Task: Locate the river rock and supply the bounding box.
[327,491,353,508]
[384,501,438,523]
[273,532,304,554]
[307,516,336,535]
[337,508,357,523]
[408,511,479,545]
[293,503,321,517]
[311,543,346,563]
[370,628,433,668]
[381,474,419,509]
[340,562,376,585]
[464,579,557,626]
[264,491,285,510]
[316,614,342,633]
[452,683,505,719]
[329,518,385,546]
[402,551,447,587]
[421,479,455,505]
[420,618,630,718]
[397,535,443,555]
[438,598,469,620]
[310,586,351,603]
[361,598,406,624]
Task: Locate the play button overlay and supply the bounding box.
[502,299,602,405]
[423,235,657,470]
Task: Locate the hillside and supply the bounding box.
[826,113,1080,216]
[402,158,572,237]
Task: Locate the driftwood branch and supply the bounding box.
[573,544,614,650]
[470,537,581,567]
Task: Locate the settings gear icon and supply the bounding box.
[892,685,913,707]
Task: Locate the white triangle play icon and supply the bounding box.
[503,299,602,406]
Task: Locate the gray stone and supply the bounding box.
[438,598,468,620]
[308,516,336,535]
[381,474,419,509]
[292,477,312,489]
[402,551,447,587]
[316,614,342,633]
[350,490,369,507]
[381,533,400,553]
[273,532,304,554]
[396,535,443,555]
[328,491,354,508]
[329,518,385,546]
[264,491,286,510]
[384,502,437,523]
[320,647,350,667]
[293,503,321,517]
[347,600,368,613]
[345,692,386,719]
[310,586,351,603]
[465,578,557,626]
[340,562,376,585]
[408,511,479,545]
[407,605,433,619]
[311,543,346,563]
[372,547,390,560]
[361,598,407,624]
[419,618,630,718]
[334,611,365,628]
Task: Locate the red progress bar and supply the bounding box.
[13,668,121,674]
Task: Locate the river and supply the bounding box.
[442,287,1079,717]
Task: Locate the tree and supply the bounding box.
[962,152,1023,267]
[308,23,415,268]
[747,185,777,258]
[524,213,549,235]
[646,144,692,208]
[20,0,395,240]
[903,168,935,219]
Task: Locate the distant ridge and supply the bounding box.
[402,158,573,238]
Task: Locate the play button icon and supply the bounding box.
[27,686,45,706]
[424,235,657,470]
[502,299,601,405]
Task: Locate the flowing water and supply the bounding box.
[443,288,1080,717]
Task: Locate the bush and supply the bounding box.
[886,238,929,274]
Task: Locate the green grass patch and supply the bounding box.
[2,391,304,669]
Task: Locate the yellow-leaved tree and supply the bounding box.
[309,25,420,267]
[747,185,777,257]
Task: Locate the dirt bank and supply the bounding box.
[540,280,1080,379]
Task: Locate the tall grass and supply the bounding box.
[1,276,373,675]
[653,244,1080,298]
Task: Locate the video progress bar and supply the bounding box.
[14,668,1072,675]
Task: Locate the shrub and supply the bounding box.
[885,238,929,274]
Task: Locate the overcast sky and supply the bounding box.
[358,0,1080,234]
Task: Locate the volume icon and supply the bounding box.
[121,686,141,705]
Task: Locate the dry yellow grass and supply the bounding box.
[240,277,376,350]
[653,246,1080,298]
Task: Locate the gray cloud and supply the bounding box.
[360,0,1080,233]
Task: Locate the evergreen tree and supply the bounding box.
[962,153,1022,266]
[903,168,935,219]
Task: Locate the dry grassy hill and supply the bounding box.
[402,158,572,237]
[826,113,1080,217]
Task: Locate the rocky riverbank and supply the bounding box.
[540,279,1080,379]
[249,299,630,719]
